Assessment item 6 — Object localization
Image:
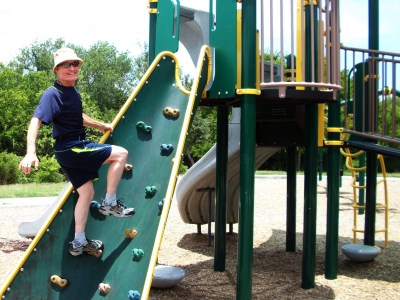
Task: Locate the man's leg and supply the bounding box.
[104,145,128,195]
[75,180,95,234]
[69,180,103,256]
[99,145,135,217]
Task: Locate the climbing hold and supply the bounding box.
[124,163,133,172]
[163,107,180,118]
[158,199,164,211]
[136,121,152,133]
[128,290,141,300]
[90,201,101,211]
[132,248,144,262]
[125,228,138,239]
[50,275,68,288]
[160,144,174,155]
[145,186,157,198]
[98,283,111,295]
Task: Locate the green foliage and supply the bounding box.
[0,152,20,185]
[0,69,53,155]
[0,38,224,179]
[187,107,217,162]
[9,38,65,75]
[131,43,150,86]
[78,41,135,112]
[0,152,64,185]
[33,155,65,183]
[264,50,284,65]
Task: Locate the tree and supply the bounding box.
[78,41,135,113]
[0,66,52,155]
[9,39,65,75]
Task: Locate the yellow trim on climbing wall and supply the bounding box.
[142,45,213,298]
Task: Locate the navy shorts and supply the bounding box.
[54,137,112,189]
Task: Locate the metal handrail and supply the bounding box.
[341,46,400,146]
[258,0,341,94]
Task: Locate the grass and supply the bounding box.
[0,182,67,198]
[0,170,398,199]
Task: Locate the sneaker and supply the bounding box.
[69,238,103,256]
[99,198,135,218]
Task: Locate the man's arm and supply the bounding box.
[82,113,113,133]
[19,117,42,174]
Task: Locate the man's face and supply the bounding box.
[54,60,81,86]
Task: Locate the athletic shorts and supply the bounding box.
[54,136,112,189]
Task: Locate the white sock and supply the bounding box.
[104,194,117,206]
[74,232,86,246]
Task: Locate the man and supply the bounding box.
[19,47,135,256]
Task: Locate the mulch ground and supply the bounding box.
[1,176,400,299]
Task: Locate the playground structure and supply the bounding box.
[1,0,400,299]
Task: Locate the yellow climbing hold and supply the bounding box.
[163,107,180,118]
[50,275,68,288]
[125,229,138,239]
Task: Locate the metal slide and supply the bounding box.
[175,108,280,226]
[0,46,212,300]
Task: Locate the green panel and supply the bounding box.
[155,0,180,55]
[2,50,210,299]
[209,0,237,98]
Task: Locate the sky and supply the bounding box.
[0,0,399,74]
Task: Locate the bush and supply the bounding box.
[0,152,20,184]
[33,155,65,183]
[0,152,65,184]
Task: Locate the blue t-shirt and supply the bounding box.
[34,81,85,140]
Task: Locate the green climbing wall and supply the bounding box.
[1,48,210,299]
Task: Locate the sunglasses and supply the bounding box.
[58,61,80,68]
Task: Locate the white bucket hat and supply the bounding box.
[53,48,83,73]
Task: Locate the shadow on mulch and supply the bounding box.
[0,238,30,253]
[150,228,400,299]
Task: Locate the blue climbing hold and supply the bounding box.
[90,201,100,210]
[160,144,174,155]
[128,290,140,300]
[145,186,157,198]
[136,121,152,133]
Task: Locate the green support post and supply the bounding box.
[352,62,367,214]
[214,106,229,271]
[365,0,379,246]
[286,146,297,252]
[365,152,377,245]
[237,1,257,299]
[301,2,318,289]
[325,100,340,279]
[148,0,158,63]
[318,149,323,181]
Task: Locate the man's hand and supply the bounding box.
[19,153,39,174]
[102,123,113,133]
